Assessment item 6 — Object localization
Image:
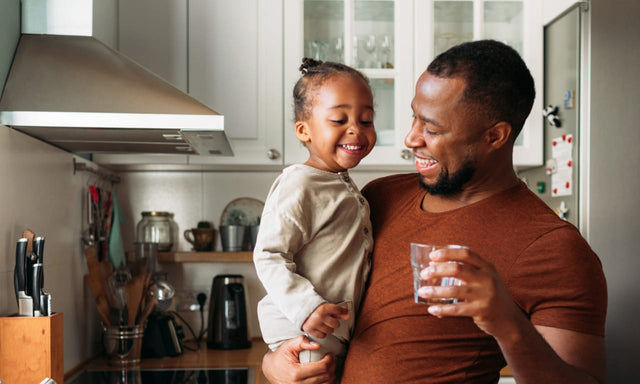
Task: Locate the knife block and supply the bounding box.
[0,312,63,384]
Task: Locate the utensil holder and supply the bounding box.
[0,312,63,384]
[103,324,144,366]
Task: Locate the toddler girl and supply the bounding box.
[254,58,376,378]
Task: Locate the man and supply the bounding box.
[262,40,607,383]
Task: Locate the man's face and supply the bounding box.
[404,73,483,196]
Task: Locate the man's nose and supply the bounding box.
[404,120,424,148]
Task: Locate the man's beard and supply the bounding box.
[418,160,476,196]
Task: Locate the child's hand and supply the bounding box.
[301,303,350,339]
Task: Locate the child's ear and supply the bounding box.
[295,121,311,143]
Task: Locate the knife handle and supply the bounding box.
[25,251,36,297]
[15,238,28,305]
[15,238,28,288]
[34,236,45,287]
[32,263,43,316]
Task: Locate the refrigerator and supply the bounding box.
[519,5,584,228]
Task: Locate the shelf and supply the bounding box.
[158,251,253,263]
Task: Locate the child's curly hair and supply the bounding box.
[292,58,371,122]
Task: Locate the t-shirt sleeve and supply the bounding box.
[507,226,607,336]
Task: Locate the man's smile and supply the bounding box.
[415,155,438,173]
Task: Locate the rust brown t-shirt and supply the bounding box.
[341,173,607,383]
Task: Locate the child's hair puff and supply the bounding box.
[293,58,371,122]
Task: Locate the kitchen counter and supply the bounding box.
[75,338,512,383]
[81,338,269,384]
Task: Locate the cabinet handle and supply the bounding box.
[267,149,281,160]
[401,149,413,161]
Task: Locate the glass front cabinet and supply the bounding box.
[284,0,542,169]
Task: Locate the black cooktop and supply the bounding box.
[67,368,251,384]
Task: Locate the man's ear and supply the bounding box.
[484,121,512,150]
[295,121,311,143]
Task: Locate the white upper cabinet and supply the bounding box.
[284,0,416,168]
[187,0,284,166]
[415,0,543,167]
[99,0,283,167]
[118,0,188,92]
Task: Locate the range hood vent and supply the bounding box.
[0,33,233,156]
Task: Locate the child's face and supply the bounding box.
[296,74,376,173]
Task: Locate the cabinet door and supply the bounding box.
[415,0,543,168]
[284,0,416,169]
[118,0,188,92]
[188,0,284,166]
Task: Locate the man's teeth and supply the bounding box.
[341,144,363,150]
[416,158,437,166]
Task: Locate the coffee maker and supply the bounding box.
[207,274,251,349]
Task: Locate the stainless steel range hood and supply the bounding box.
[0,3,233,156]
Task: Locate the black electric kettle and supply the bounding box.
[207,274,251,349]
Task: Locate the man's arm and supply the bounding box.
[261,335,336,384]
[492,313,605,383]
[420,247,605,383]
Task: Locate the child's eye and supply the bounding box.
[330,119,346,124]
[360,120,373,126]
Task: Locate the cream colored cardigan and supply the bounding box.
[254,164,373,348]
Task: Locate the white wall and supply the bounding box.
[588,0,640,381]
[0,126,101,373]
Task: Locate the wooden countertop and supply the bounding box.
[86,338,269,384]
[84,337,512,382]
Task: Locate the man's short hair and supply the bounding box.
[427,40,535,139]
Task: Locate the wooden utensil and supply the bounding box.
[95,295,112,326]
[138,270,153,318]
[85,274,102,300]
[125,275,145,325]
[84,247,106,298]
[137,295,157,326]
[21,229,36,252]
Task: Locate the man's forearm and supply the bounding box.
[495,314,604,384]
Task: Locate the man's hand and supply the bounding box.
[262,335,336,384]
[418,247,605,384]
[417,246,522,338]
[302,303,350,339]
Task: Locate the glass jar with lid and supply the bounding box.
[136,211,175,251]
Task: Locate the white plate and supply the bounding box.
[220,197,264,226]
